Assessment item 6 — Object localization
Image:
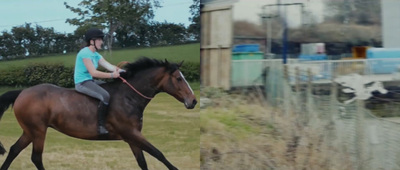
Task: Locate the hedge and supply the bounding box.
[0,63,74,88]
[0,62,199,88]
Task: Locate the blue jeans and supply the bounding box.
[75,80,110,105]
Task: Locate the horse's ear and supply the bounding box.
[164,59,170,65]
[117,61,129,68]
[178,60,184,67]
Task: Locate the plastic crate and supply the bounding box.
[299,54,327,61]
[231,52,264,87]
[232,44,260,52]
[367,48,400,74]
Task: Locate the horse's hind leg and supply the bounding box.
[30,129,47,170]
[0,132,32,170]
[129,144,148,170]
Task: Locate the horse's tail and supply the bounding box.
[0,90,22,155]
[0,90,22,118]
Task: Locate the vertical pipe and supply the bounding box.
[277,0,281,15]
[267,14,272,55]
[282,6,288,64]
[301,5,304,26]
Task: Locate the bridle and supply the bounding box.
[119,77,154,100]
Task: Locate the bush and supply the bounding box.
[0,62,200,88]
[0,63,75,88]
[180,62,200,82]
[0,66,26,87]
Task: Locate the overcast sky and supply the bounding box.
[0,0,193,34]
[233,0,325,27]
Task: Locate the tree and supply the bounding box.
[115,21,189,47]
[0,31,15,59]
[64,0,161,51]
[324,0,380,25]
[353,0,380,25]
[35,26,57,55]
[158,22,188,45]
[114,19,153,47]
[188,0,200,41]
[10,24,35,58]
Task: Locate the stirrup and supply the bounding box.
[98,126,109,135]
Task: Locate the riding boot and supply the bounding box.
[97,102,109,135]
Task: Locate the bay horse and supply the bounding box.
[0,57,197,170]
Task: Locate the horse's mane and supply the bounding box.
[120,57,179,79]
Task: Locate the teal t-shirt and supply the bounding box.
[74,47,103,84]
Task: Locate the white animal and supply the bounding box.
[334,74,388,104]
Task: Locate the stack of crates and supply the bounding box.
[231,44,264,87]
[367,48,400,74]
[298,54,327,61]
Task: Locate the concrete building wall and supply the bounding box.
[382,0,400,48]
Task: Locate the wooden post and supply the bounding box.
[295,67,300,93]
[283,64,290,116]
[356,99,365,170]
[330,67,337,118]
[295,67,301,117]
[307,68,313,124]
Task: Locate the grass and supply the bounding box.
[200,88,353,170]
[0,88,199,170]
[0,43,200,69]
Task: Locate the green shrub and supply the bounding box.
[0,63,75,88]
[0,61,200,88]
[0,66,26,87]
[57,68,75,87]
[180,62,200,82]
[23,63,74,87]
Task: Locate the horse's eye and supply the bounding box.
[177,77,183,82]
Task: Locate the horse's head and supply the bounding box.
[120,57,197,109]
[157,59,197,109]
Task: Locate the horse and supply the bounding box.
[0,57,197,170]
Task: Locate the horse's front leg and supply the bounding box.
[129,144,148,170]
[125,130,178,170]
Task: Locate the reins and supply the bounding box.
[119,77,154,100]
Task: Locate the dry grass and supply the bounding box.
[200,88,353,170]
[0,89,200,170]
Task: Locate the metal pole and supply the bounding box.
[301,5,304,26]
[263,14,269,56]
[261,5,277,58]
[267,11,272,55]
[261,2,304,63]
[277,0,282,62]
[277,0,281,16]
[282,6,287,64]
[265,17,268,55]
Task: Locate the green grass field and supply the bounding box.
[0,44,200,169]
[0,43,200,69]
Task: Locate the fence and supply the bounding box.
[236,58,400,169]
